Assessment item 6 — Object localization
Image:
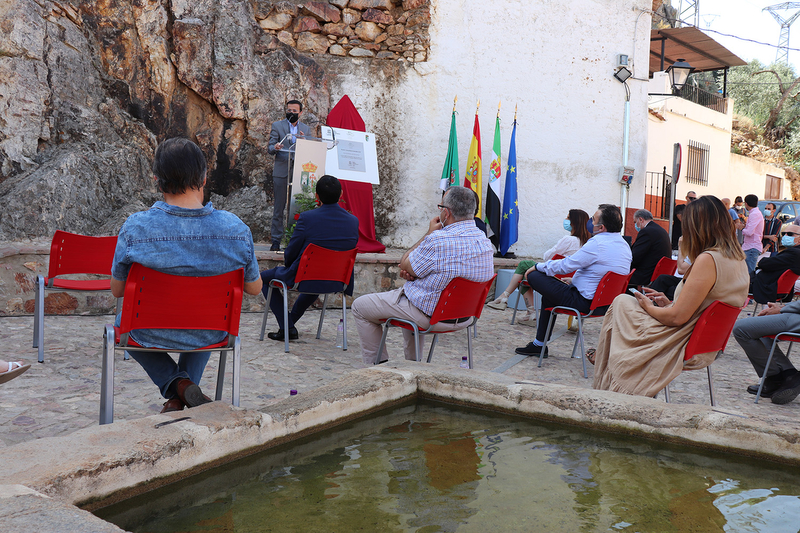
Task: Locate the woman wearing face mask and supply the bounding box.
[592,196,748,397]
[749,224,800,305]
[487,209,591,322]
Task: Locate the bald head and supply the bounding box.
[721,198,731,209]
[784,224,800,247]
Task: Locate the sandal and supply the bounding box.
[0,361,30,384]
[585,349,596,366]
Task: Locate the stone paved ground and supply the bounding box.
[1,303,799,447]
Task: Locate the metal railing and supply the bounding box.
[645,167,673,220]
[678,84,727,114]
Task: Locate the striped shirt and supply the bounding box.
[405,220,494,315]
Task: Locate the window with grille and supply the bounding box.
[686,140,709,186]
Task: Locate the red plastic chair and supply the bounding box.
[510,254,575,324]
[100,264,244,424]
[259,244,357,353]
[376,275,496,368]
[662,300,742,406]
[754,331,800,403]
[650,257,678,282]
[33,231,119,363]
[750,269,800,316]
[541,270,635,378]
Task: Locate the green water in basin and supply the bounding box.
[95,401,800,532]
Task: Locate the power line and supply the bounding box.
[653,10,800,52]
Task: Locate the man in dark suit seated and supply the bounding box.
[750,224,800,304]
[629,209,672,287]
[260,175,359,341]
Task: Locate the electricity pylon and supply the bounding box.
[764,2,800,65]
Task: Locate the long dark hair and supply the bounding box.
[682,195,745,263]
[569,209,591,245]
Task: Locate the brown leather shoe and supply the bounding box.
[174,378,213,408]
[160,398,185,413]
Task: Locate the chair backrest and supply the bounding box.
[429,275,497,326]
[650,257,678,282]
[551,254,576,280]
[776,269,800,297]
[589,270,635,310]
[683,300,741,361]
[48,230,117,279]
[117,263,244,339]
[293,244,358,292]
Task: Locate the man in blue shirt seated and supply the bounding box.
[259,175,359,342]
[515,204,632,358]
[111,138,263,414]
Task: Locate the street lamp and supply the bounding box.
[666,58,693,94]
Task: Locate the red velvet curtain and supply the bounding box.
[327,95,386,253]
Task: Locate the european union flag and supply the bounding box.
[499,120,518,255]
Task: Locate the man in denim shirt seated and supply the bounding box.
[111,138,263,413]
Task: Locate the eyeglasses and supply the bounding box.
[784,232,799,237]
[687,197,697,201]
[437,204,449,210]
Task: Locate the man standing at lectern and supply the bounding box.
[268,100,310,251]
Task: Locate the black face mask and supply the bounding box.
[286,112,299,123]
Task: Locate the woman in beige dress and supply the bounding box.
[592,195,749,397]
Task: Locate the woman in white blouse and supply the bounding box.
[488,209,591,321]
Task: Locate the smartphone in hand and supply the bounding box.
[628,288,642,296]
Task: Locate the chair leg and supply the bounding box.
[282,288,290,353]
[215,351,227,402]
[540,313,558,368]
[664,384,671,403]
[377,323,391,365]
[574,315,587,379]
[317,294,328,340]
[232,337,241,407]
[473,322,478,338]
[34,276,45,363]
[100,325,116,425]
[259,285,273,341]
[756,337,782,404]
[510,290,521,324]
[341,293,348,351]
[427,334,439,363]
[412,328,421,362]
[707,364,716,407]
[467,327,474,369]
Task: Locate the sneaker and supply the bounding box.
[486,297,508,311]
[514,342,548,358]
[270,241,281,251]
[771,372,800,405]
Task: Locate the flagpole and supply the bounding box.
[497,101,501,118]
[453,95,457,113]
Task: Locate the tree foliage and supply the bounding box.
[727,60,800,142]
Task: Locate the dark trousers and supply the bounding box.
[649,274,682,300]
[527,270,593,343]
[261,268,318,330]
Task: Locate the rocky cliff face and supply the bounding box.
[0,0,427,241]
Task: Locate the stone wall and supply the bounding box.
[255,0,430,61]
[0,0,652,258]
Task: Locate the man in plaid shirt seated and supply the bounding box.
[352,186,494,365]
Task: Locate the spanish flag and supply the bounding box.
[464,108,482,218]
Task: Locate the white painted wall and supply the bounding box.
[335,0,652,257]
[646,72,733,205]
[729,154,788,200]
[646,72,788,206]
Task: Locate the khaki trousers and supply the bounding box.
[351,288,471,365]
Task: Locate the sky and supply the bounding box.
[695,0,800,71]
